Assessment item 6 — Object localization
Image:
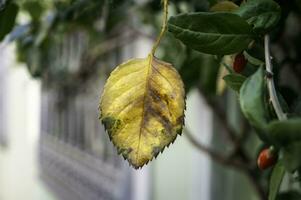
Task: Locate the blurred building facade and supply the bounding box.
[38,30,134,200]
[0,44,8,146]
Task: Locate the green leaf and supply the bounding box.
[235,0,281,32]
[266,119,301,146]
[266,118,301,171]
[223,74,246,92]
[245,42,265,65]
[239,67,268,139]
[0,2,19,41]
[168,12,254,55]
[281,142,301,172]
[243,51,264,66]
[269,162,285,200]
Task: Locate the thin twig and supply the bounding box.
[230,119,250,159]
[247,170,267,200]
[197,86,237,143]
[264,35,287,121]
[197,86,250,162]
[184,127,248,170]
[184,127,266,200]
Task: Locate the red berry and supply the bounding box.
[257,148,277,170]
[233,53,247,73]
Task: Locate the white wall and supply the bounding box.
[0,43,57,200]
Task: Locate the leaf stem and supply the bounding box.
[151,0,169,55]
[264,35,287,121]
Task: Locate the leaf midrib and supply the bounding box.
[136,55,153,166]
[169,23,253,38]
[247,11,279,22]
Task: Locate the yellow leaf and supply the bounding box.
[100,54,185,168]
[210,1,239,12]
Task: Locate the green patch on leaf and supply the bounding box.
[101,116,122,136]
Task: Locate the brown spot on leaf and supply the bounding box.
[152,146,161,158]
[147,106,173,134]
[176,116,184,126]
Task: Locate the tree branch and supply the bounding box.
[184,127,248,170]
[184,127,266,200]
[264,35,287,121]
[197,87,237,142]
[197,86,250,162]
